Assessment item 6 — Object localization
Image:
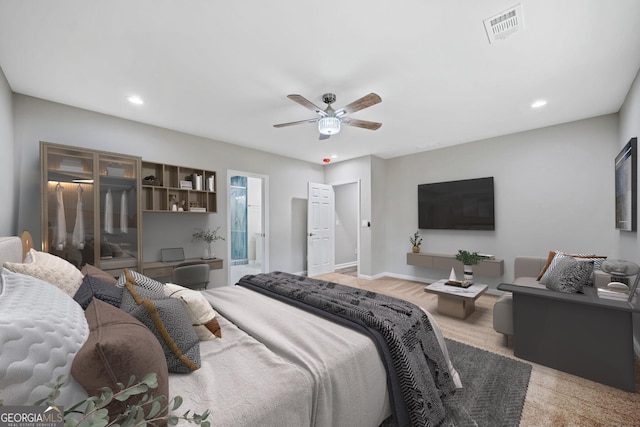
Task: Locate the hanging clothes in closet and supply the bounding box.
[104,188,113,234]
[55,183,66,250]
[120,190,128,234]
[72,184,85,249]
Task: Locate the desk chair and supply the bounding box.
[172,263,210,289]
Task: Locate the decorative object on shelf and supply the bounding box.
[455,250,482,284]
[600,258,640,302]
[409,230,423,253]
[192,226,225,260]
[448,267,457,281]
[180,180,193,189]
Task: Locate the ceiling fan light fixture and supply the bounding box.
[318,117,341,135]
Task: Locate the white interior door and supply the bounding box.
[307,182,335,276]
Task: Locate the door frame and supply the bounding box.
[227,169,269,285]
[330,179,361,276]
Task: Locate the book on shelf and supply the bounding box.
[189,207,206,212]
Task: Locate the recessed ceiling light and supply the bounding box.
[531,100,547,108]
[331,155,338,159]
[127,95,144,105]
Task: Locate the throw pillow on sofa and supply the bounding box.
[540,256,594,293]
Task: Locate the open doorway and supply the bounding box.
[228,170,269,285]
[333,180,359,276]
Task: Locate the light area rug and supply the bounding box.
[315,272,640,427]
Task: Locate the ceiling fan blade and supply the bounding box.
[273,118,319,128]
[287,94,327,116]
[335,93,381,116]
[341,117,382,130]
[319,133,331,141]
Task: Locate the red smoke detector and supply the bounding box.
[323,158,331,163]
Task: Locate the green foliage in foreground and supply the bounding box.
[1,373,210,427]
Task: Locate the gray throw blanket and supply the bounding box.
[237,272,457,427]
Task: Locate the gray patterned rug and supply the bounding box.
[381,338,531,427]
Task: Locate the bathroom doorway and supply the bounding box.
[228,170,269,285]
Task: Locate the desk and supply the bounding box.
[143,257,223,280]
[498,283,638,391]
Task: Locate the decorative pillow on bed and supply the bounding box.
[0,268,89,408]
[120,270,200,373]
[72,299,169,418]
[3,249,84,297]
[116,269,164,292]
[81,263,117,285]
[73,274,123,310]
[540,256,594,293]
[164,282,222,340]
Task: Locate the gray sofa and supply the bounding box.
[493,256,610,343]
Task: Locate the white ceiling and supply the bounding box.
[1,1,640,164]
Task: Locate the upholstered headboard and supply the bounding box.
[0,236,23,265]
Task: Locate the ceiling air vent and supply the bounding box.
[483,3,524,44]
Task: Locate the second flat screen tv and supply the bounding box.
[418,177,495,230]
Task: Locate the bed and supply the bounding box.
[0,234,461,427]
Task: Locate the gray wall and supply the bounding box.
[0,66,15,236]
[383,114,619,289]
[12,94,323,285]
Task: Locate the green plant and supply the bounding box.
[455,250,482,266]
[409,231,423,247]
[192,227,225,244]
[5,373,211,427]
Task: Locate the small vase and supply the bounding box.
[412,246,420,253]
[464,265,474,284]
[203,243,214,260]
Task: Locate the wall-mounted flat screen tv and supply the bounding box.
[418,177,495,230]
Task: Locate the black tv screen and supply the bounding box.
[418,177,495,230]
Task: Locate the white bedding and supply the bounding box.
[188,285,461,427]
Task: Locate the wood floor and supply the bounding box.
[314,272,640,427]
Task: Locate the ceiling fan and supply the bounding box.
[273,92,382,140]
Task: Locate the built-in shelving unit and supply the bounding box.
[406,252,504,277]
[141,161,217,213]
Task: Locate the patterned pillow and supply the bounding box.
[3,249,84,297]
[0,268,89,407]
[540,256,594,293]
[116,269,164,292]
[538,250,605,282]
[73,274,123,310]
[164,282,222,340]
[119,270,200,373]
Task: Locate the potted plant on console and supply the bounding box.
[410,231,423,253]
[455,250,482,284]
[192,226,225,260]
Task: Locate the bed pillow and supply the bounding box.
[73,274,123,310]
[72,298,169,418]
[0,268,89,408]
[3,249,84,297]
[120,270,200,373]
[81,263,117,285]
[164,282,222,340]
[540,256,594,293]
[116,269,164,293]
